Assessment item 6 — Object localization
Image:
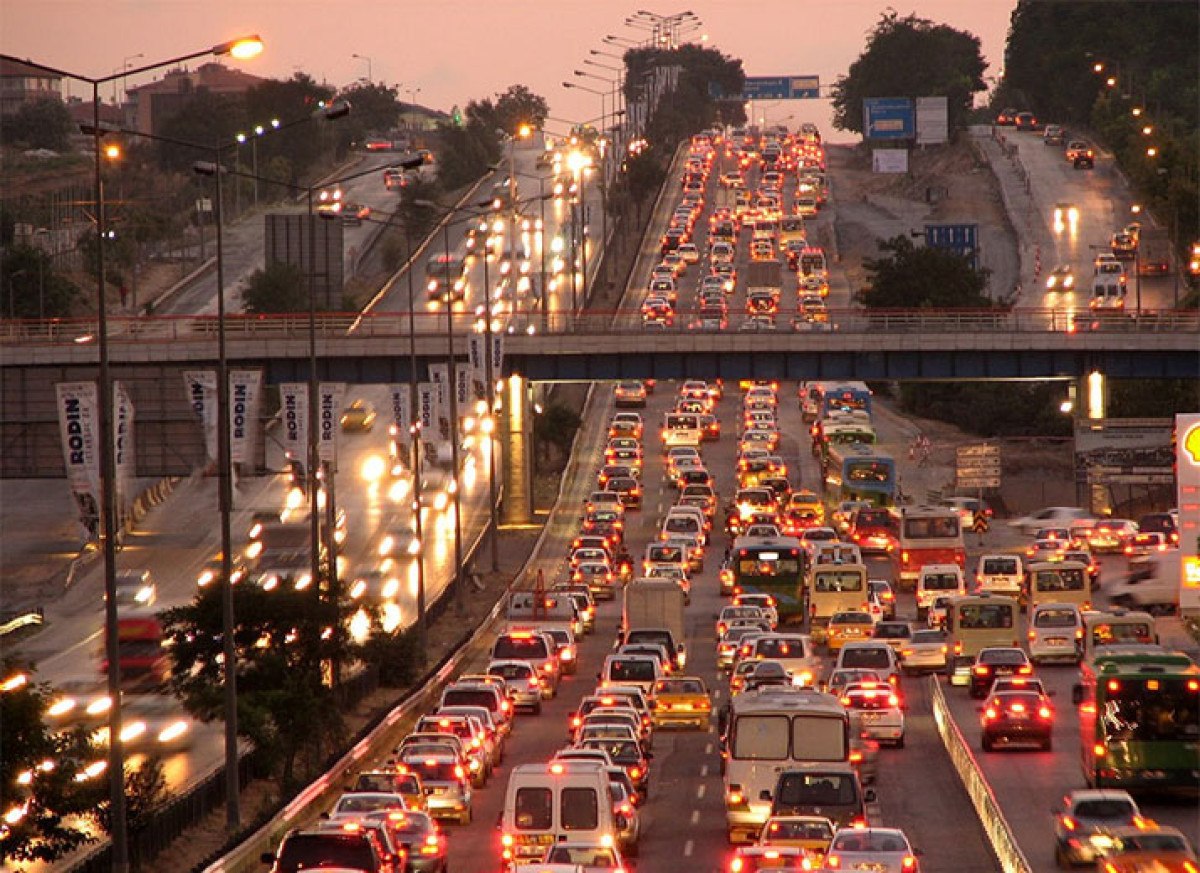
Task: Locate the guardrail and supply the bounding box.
[928,676,1032,873]
[4,306,1197,347]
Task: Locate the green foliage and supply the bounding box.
[337,81,403,148]
[154,91,247,172]
[831,11,986,137]
[242,261,308,314]
[4,98,73,151]
[623,45,746,147]
[1108,379,1200,418]
[96,756,168,836]
[398,178,444,240]
[1,245,80,318]
[492,85,551,134]
[360,626,423,687]
[899,382,1072,438]
[858,235,992,308]
[435,117,500,191]
[0,663,106,862]
[534,400,582,459]
[160,582,355,784]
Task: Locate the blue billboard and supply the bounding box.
[925,223,979,269]
[863,97,915,140]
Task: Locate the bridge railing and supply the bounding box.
[2,307,1197,346]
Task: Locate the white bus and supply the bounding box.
[722,688,849,844]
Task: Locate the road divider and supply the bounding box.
[929,675,1032,873]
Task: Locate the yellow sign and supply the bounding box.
[1184,555,1200,589]
[1185,423,1200,466]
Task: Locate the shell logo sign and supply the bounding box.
[1184,422,1200,466]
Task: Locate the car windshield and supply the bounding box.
[764,819,834,841]
[831,831,909,853]
[839,648,890,669]
[489,663,533,680]
[1073,800,1137,821]
[982,649,1027,665]
[277,834,374,869]
[911,630,944,644]
[1034,608,1078,628]
[608,659,656,682]
[777,773,856,806]
[494,637,549,659]
[982,558,1018,575]
[442,689,498,710]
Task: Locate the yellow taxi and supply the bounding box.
[650,676,711,729]
[339,399,377,432]
[757,815,836,858]
[786,491,825,524]
[826,611,875,653]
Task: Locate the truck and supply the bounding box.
[621,578,687,669]
[1137,227,1172,276]
[744,260,782,298]
[505,590,579,636]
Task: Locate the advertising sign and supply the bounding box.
[1176,414,1200,613]
[1075,419,1174,486]
[316,382,346,464]
[871,149,909,174]
[228,369,262,465]
[279,382,308,467]
[417,382,435,433]
[863,97,915,140]
[389,384,412,442]
[456,366,471,412]
[55,381,101,533]
[113,381,135,514]
[916,96,949,145]
[183,370,218,464]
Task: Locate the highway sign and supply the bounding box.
[957,444,1000,490]
[957,443,999,459]
[863,97,914,140]
[957,458,1001,473]
[711,76,820,101]
[957,475,1001,490]
[928,224,980,269]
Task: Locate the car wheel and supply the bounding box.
[981,734,993,752]
[1055,844,1071,868]
[1042,736,1053,752]
[895,734,905,749]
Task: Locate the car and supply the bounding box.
[726,845,820,871]
[614,381,647,408]
[871,621,912,653]
[900,629,948,674]
[823,827,920,873]
[1009,507,1090,536]
[1027,537,1067,562]
[995,108,1018,126]
[649,676,711,729]
[1052,789,1142,868]
[364,809,448,872]
[486,659,545,713]
[113,569,156,607]
[400,754,473,824]
[826,611,875,653]
[1066,140,1094,168]
[541,841,630,872]
[866,580,896,621]
[1014,111,1038,131]
[980,688,1054,751]
[968,647,1033,699]
[756,815,836,855]
[1027,602,1083,664]
[1044,264,1075,294]
[840,681,905,746]
[1088,519,1138,554]
[1092,825,1198,871]
[262,826,395,873]
[1043,124,1065,145]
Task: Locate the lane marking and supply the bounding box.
[705,742,713,755]
[700,764,709,777]
[696,784,706,799]
[684,839,694,856]
[691,810,701,824]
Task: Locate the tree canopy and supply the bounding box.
[242,261,308,313]
[858,234,992,308]
[3,98,73,151]
[831,11,986,137]
[1,245,80,318]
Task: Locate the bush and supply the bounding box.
[360,627,424,687]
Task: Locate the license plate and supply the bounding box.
[860,712,882,721]
[1047,638,1068,646]
[854,864,887,872]
[519,834,555,846]
[1009,712,1028,720]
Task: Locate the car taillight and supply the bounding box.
[454,765,465,780]
[1061,815,1077,831]
[850,816,867,829]
[1039,706,1053,719]
[825,855,841,869]
[1028,631,1037,641]
[902,856,917,870]
[973,665,990,676]
[629,767,641,779]
[500,700,511,712]
[984,707,998,720]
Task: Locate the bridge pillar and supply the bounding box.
[500,374,533,526]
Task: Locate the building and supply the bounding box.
[400,102,450,132]
[0,58,63,116]
[126,62,266,135]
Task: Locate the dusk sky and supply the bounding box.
[3,1,1018,141]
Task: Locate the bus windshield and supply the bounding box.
[812,571,864,593]
[737,551,801,579]
[904,516,960,538]
[958,603,1014,629]
[1101,679,1200,743]
[1090,620,1154,647]
[847,461,891,484]
[1033,568,1085,591]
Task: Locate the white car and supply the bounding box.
[901,628,948,673]
[1009,506,1090,536]
[1028,602,1083,664]
[824,828,920,873]
[840,681,904,746]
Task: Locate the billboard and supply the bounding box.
[1075,419,1174,485]
[916,96,949,145]
[1177,414,1200,613]
[872,149,909,174]
[863,97,914,140]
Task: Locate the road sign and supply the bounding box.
[929,224,980,269]
[863,97,914,140]
[957,460,1001,474]
[957,443,999,459]
[957,475,1001,490]
[711,76,820,101]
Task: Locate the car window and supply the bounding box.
[1073,800,1136,820]
[277,834,374,870]
[560,787,600,831]
[514,787,553,830]
[840,648,891,669]
[778,773,856,806]
[494,637,550,659]
[1034,608,1078,628]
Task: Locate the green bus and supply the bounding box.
[1076,650,1200,790]
[726,535,806,626]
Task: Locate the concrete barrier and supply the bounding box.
[928,676,1032,873]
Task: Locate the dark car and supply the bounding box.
[767,765,872,830]
[981,689,1054,751]
[1137,512,1179,546]
[969,647,1033,699]
[366,809,447,873]
[262,827,393,873]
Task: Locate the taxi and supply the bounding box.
[728,845,820,871]
[826,611,876,653]
[650,676,711,729]
[614,381,647,409]
[757,815,836,858]
[786,491,825,524]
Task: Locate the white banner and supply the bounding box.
[317,382,347,464]
[229,369,262,465]
[183,370,218,464]
[456,365,471,411]
[489,333,504,378]
[56,382,101,532]
[389,384,412,443]
[916,96,949,145]
[417,382,436,434]
[279,382,308,468]
[468,333,487,399]
[872,148,909,174]
[113,381,135,515]
[429,363,449,436]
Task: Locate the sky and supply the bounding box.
[2,0,1018,142]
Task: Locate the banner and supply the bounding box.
[317,382,347,465]
[456,365,472,412]
[279,382,308,468]
[113,381,135,515]
[417,382,436,434]
[489,333,505,380]
[1176,414,1200,613]
[467,333,487,399]
[429,363,449,437]
[182,370,218,464]
[228,369,262,465]
[389,383,412,443]
[55,382,101,533]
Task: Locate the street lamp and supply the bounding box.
[352,53,372,83]
[3,37,263,869]
[236,117,280,207]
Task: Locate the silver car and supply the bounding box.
[400,753,473,824]
[825,827,920,873]
[486,659,544,713]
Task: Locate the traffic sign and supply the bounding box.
[957,461,1001,476]
[863,97,914,140]
[957,475,1001,490]
[929,225,981,269]
[711,76,820,101]
[957,444,999,459]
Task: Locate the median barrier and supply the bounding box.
[928,675,1032,873]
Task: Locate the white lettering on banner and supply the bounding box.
[418,382,435,431]
[390,384,412,440]
[428,364,449,429]
[228,369,261,464]
[490,334,504,374]
[456,366,471,408]
[468,334,484,371]
[182,370,217,464]
[113,382,135,515]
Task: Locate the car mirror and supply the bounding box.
[759,790,772,801]
[260,853,276,865]
[864,788,877,803]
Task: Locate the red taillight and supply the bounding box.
[973,665,990,676]
[902,856,917,871]
[984,707,997,720]
[850,817,867,829]
[1061,815,1077,831]
[826,855,841,869]
[1038,706,1053,719]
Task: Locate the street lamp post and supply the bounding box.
[352,53,372,83]
[4,38,263,868]
[439,221,465,608]
[402,223,427,643]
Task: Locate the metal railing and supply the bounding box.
[3,306,1197,347]
[928,676,1032,873]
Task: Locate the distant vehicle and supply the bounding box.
[1042,124,1065,145]
[1014,111,1038,131]
[995,108,1017,126]
[1066,140,1094,169]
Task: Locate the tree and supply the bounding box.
[858,235,992,309]
[154,91,247,172]
[435,117,500,191]
[493,85,549,134]
[242,261,308,313]
[4,99,73,151]
[534,400,581,465]
[831,11,986,137]
[0,664,106,862]
[161,583,355,785]
[1,245,80,319]
[336,81,402,148]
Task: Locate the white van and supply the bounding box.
[599,654,663,694]
[661,508,704,544]
[811,542,863,568]
[916,564,966,619]
[975,554,1023,597]
[1027,602,1083,664]
[500,762,617,867]
[1108,552,1181,615]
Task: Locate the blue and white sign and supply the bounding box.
[863,97,915,140]
[711,76,820,101]
[925,223,979,268]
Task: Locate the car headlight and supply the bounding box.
[158,721,189,744]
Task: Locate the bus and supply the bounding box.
[1076,651,1200,789]
[728,535,806,626]
[816,419,877,466]
[661,412,702,449]
[819,382,872,419]
[824,444,896,507]
[945,594,1020,684]
[722,688,850,844]
[1027,560,1092,612]
[1082,609,1157,666]
[807,562,868,643]
[895,506,966,589]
